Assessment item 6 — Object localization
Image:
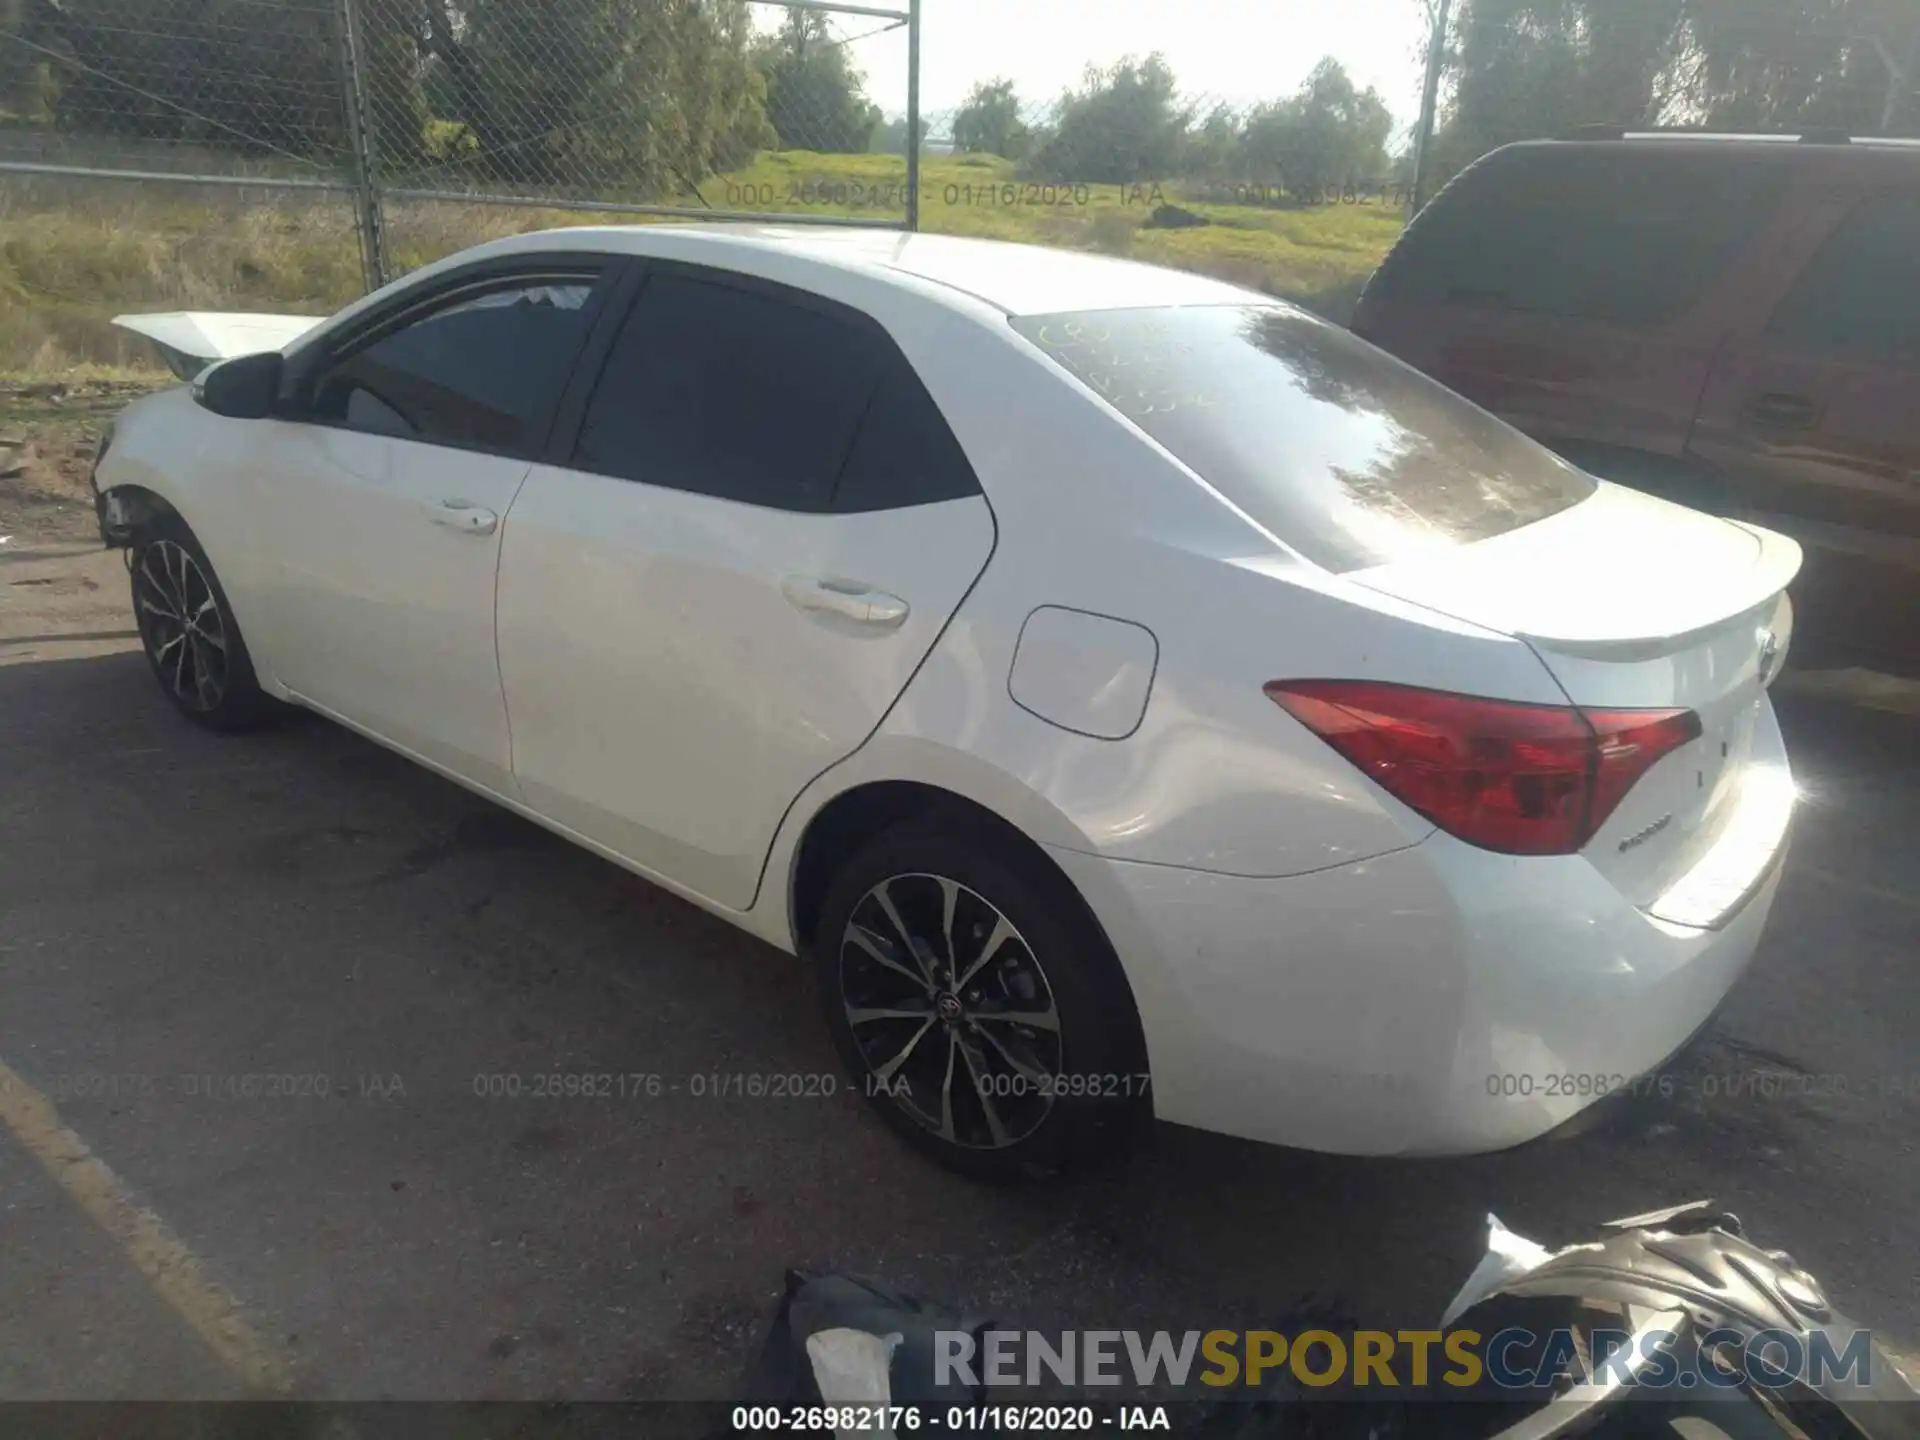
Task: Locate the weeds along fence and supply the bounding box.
[0,0,924,297]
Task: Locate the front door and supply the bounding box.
[233,268,610,791]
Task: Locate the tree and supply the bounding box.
[1438,0,1684,158]
[1,0,783,194]
[1679,0,1920,134]
[752,10,880,153]
[950,77,1030,159]
[1184,102,1243,178]
[1029,53,1192,183]
[870,112,927,154]
[7,0,347,157]
[1239,57,1395,198]
[1,0,49,122]
[1431,0,1920,190]
[406,0,775,192]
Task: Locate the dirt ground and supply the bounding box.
[0,378,160,549]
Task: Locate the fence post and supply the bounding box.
[334,0,390,292]
[1408,0,1452,218]
[905,0,921,231]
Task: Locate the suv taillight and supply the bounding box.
[1264,680,1701,856]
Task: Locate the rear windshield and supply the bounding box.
[1010,304,1595,573]
[1372,148,1789,325]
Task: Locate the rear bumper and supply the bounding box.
[1049,817,1785,1158]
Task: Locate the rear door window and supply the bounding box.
[1376,150,1787,326]
[1012,304,1595,573]
[571,269,982,512]
[574,273,876,510]
[831,370,982,512]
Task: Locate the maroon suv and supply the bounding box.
[1351,133,1920,673]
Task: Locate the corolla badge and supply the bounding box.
[1618,813,1675,854]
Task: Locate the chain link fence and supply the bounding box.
[0,0,924,295]
[0,0,1428,374]
[10,0,1907,377]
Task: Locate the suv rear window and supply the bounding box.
[1373,148,1787,326]
[1011,304,1595,573]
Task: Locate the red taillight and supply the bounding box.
[1264,681,1701,856]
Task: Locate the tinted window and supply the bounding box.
[832,371,981,512]
[574,274,883,511]
[1767,192,1920,363]
[1012,304,1596,573]
[1379,151,1786,326]
[312,279,596,454]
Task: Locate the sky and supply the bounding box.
[836,0,1435,140]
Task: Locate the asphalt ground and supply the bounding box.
[1,541,1916,1403]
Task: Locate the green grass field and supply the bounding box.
[0,149,1405,377]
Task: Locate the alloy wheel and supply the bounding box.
[838,872,1063,1150]
[135,540,228,712]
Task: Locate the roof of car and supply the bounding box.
[475,224,1265,317]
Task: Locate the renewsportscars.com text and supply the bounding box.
[934,1327,1877,1392]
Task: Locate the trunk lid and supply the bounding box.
[1351,482,1801,907]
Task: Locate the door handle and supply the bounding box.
[426,498,498,536]
[780,575,910,629]
[1750,392,1821,431]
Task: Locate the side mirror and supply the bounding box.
[193,351,284,420]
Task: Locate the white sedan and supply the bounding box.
[94,226,1801,1177]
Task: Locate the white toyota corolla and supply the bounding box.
[95,225,1800,1177]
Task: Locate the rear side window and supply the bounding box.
[1012,304,1596,573]
[1376,150,1786,326]
[832,371,981,512]
[312,278,597,455]
[572,272,978,513]
[1767,192,1920,364]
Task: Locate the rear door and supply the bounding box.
[495,264,995,910]
[1687,188,1920,669]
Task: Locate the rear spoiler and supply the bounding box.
[111,312,324,380]
[1519,522,1804,661]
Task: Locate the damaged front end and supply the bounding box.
[88,421,151,550]
[94,485,152,550]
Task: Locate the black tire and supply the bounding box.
[813,814,1150,1180]
[128,514,275,732]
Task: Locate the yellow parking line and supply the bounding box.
[0,1056,291,1395]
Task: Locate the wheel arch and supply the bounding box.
[785,776,1081,949]
[92,384,223,548]
[97,482,183,548]
[783,772,1151,1082]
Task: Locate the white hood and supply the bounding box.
[112,311,324,378]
